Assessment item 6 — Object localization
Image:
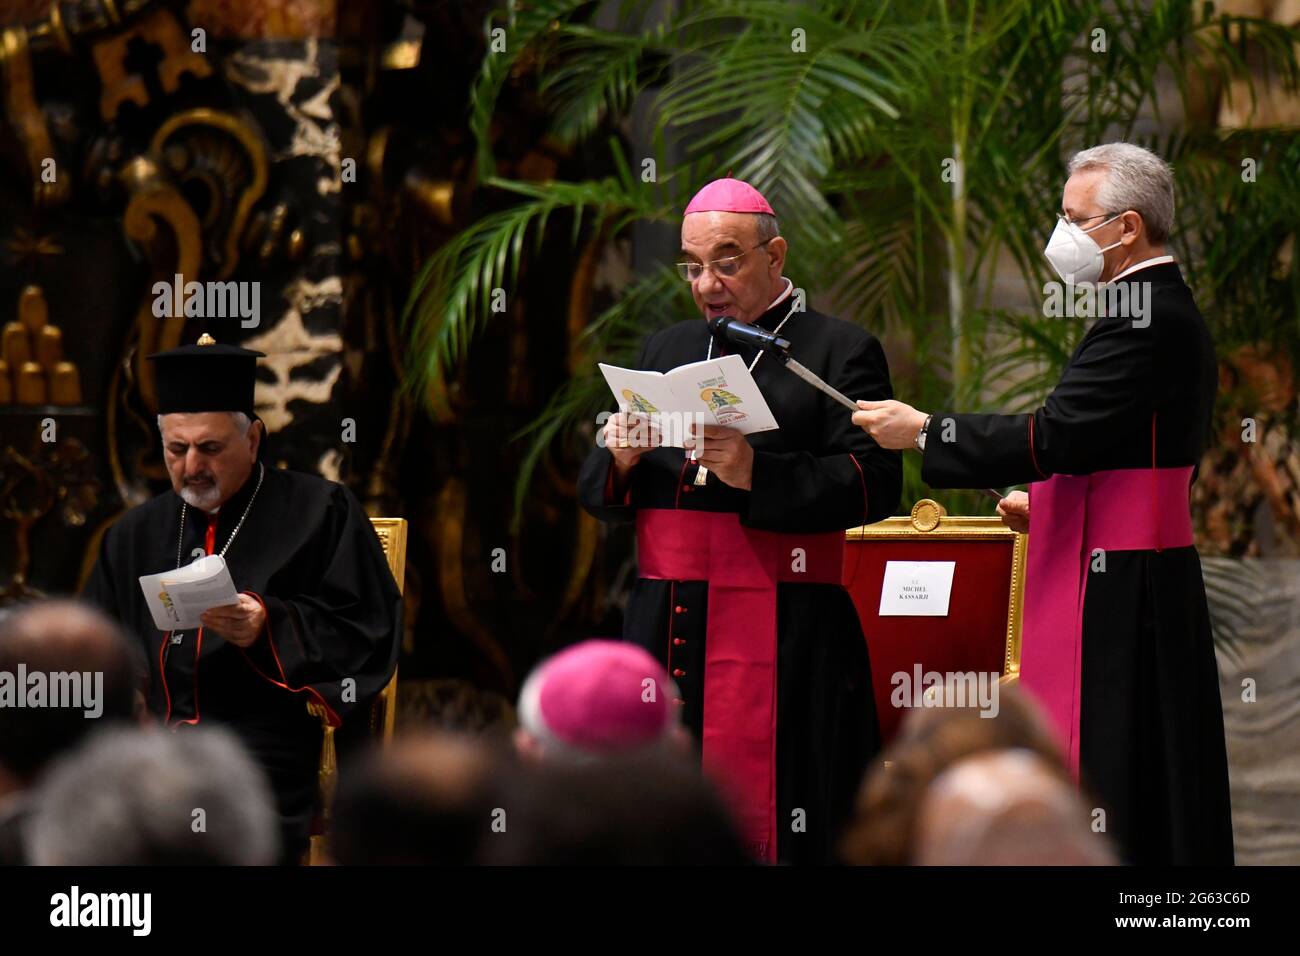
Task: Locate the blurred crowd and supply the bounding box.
[0,599,1117,866]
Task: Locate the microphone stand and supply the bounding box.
[767,348,860,412]
[710,316,861,411]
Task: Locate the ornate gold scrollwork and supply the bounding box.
[118,154,202,410]
[910,497,947,532]
[150,108,269,280]
[0,25,71,206]
[107,108,268,502]
[90,4,211,121]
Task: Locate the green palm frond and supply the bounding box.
[403,146,672,396]
[541,24,672,145]
[823,214,925,335]
[509,370,610,532]
[469,0,610,178]
[657,4,936,227]
[575,263,691,362]
[511,265,695,526]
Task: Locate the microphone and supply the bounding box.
[708,316,791,355]
[707,316,859,412]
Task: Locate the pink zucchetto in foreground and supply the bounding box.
[516,640,681,759]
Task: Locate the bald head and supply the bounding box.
[0,600,141,789]
[1,600,135,668]
[913,750,1117,866]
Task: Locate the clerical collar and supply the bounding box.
[1110,255,1175,282]
[752,277,795,330]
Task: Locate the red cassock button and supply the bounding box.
[674,605,684,614]
[682,486,693,493]
[673,668,685,678]
[673,638,685,646]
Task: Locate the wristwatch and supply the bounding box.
[914,414,932,452]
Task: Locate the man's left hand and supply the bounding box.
[685,425,754,490]
[852,400,929,450]
[201,593,266,647]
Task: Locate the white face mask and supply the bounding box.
[1043,214,1122,283]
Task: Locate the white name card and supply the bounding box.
[878,560,956,617]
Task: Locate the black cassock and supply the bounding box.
[579,296,902,864]
[921,260,1233,865]
[82,465,401,860]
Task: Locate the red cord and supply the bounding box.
[239,591,340,727]
[846,453,868,589]
[160,513,217,728]
[1028,416,1046,480]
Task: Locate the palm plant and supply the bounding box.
[405,0,1300,524]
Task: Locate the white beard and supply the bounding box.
[180,483,223,511]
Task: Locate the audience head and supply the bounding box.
[840,682,1079,865]
[0,599,142,793]
[913,749,1117,865]
[330,730,499,865]
[27,725,279,865]
[479,752,751,865]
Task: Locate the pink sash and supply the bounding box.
[636,508,845,863]
[1020,466,1195,776]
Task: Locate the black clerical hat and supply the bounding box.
[148,333,265,415]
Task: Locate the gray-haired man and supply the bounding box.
[81,334,402,864]
[853,142,1233,865]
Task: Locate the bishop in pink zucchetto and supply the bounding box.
[514,640,687,762]
[577,155,902,865]
[683,177,776,217]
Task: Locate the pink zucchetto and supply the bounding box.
[517,640,678,759]
[683,177,775,217]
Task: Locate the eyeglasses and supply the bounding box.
[1058,211,1118,228]
[676,238,775,282]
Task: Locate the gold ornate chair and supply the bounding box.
[304,517,406,864]
[364,517,406,743]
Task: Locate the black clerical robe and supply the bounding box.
[922,260,1233,865]
[579,297,902,864]
[82,465,401,861]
